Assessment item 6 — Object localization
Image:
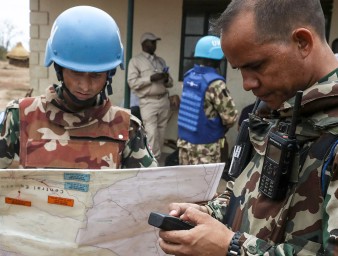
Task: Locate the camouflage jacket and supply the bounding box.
[207,70,338,255]
[177,79,238,151]
[0,85,158,169]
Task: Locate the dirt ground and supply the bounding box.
[0,60,31,110]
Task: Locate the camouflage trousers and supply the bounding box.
[177,138,226,165]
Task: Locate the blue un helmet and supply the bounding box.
[45,6,124,71]
[194,35,224,60]
[44,6,124,98]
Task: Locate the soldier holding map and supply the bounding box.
[0,6,157,169]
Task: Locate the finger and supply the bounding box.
[182,207,210,225]
[169,209,179,217]
[169,203,206,217]
[168,202,185,216]
[159,229,190,244]
[158,237,181,255]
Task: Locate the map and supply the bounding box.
[0,163,224,256]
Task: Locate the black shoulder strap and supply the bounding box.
[301,133,338,196]
[320,134,338,196]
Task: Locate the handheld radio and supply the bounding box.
[227,119,251,179]
[227,99,260,180]
[258,91,303,200]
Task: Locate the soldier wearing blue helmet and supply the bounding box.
[0,6,157,169]
[177,35,238,165]
[44,5,124,109]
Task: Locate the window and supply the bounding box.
[179,0,333,81]
[179,0,230,81]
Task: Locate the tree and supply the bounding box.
[0,19,22,60]
[0,46,6,60]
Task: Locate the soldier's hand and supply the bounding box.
[159,207,234,256]
[150,72,166,82]
[168,202,208,217]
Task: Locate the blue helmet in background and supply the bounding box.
[194,35,224,60]
[44,6,124,72]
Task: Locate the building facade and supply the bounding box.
[29,0,338,151]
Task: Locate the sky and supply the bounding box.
[0,0,30,51]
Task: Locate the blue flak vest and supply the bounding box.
[178,64,226,144]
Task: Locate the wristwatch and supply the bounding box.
[227,231,242,256]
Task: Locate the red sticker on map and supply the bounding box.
[48,196,74,207]
[5,197,31,207]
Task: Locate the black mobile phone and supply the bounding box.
[148,212,194,231]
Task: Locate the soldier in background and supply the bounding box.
[0,6,157,169]
[177,35,237,165]
[158,0,338,254]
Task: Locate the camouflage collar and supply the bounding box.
[251,70,338,142]
[278,69,338,115]
[317,68,338,83]
[43,85,112,129]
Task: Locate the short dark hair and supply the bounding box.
[212,0,326,43]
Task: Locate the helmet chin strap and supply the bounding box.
[100,68,116,100]
[54,63,116,106]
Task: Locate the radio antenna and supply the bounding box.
[288,91,303,139]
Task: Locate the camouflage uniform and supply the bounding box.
[0,85,158,169]
[177,79,238,165]
[206,70,338,254]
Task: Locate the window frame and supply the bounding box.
[179,0,229,81]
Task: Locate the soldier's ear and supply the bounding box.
[292,28,313,58]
